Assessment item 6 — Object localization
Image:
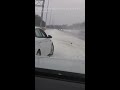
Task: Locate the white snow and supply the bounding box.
[35,56,85,74]
[62,29,85,40]
[45,29,85,60]
[35,29,85,74]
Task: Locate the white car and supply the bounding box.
[35,27,54,56]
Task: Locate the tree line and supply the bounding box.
[35,14,46,27]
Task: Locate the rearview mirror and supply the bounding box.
[47,35,52,38]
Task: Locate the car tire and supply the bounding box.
[36,49,41,56]
[49,43,54,56]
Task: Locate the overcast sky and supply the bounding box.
[35,0,85,25]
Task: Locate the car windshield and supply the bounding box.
[35,0,85,75]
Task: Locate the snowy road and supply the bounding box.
[45,29,85,60]
[35,29,85,74]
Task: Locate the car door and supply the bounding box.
[35,28,51,56]
[39,30,52,56]
[35,29,43,55]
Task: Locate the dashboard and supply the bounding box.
[35,68,85,90]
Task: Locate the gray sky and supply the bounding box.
[35,0,85,25]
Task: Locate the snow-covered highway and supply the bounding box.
[35,29,85,74]
[45,29,85,60]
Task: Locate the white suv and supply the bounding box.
[35,27,54,56]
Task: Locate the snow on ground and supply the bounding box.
[35,29,85,74]
[35,56,85,74]
[45,29,85,60]
[62,29,85,40]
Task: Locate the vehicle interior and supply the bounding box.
[35,68,85,90]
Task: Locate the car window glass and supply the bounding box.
[40,30,47,38]
[35,0,85,75]
[40,31,46,37]
[35,29,43,38]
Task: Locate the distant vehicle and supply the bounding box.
[35,27,54,56]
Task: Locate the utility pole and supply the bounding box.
[45,0,49,27]
[49,9,52,25]
[35,0,45,28]
[40,0,45,28]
